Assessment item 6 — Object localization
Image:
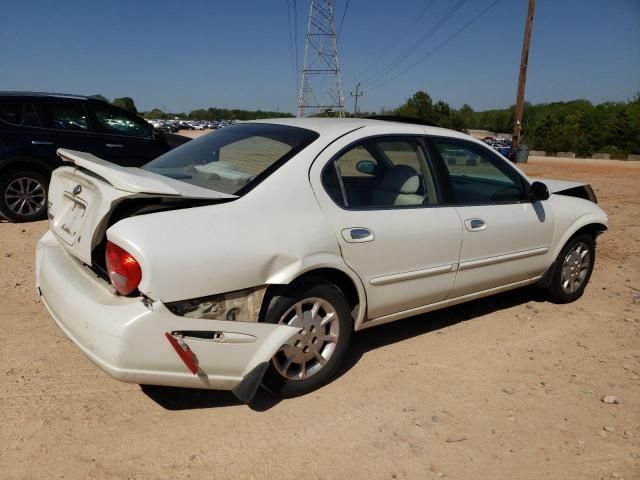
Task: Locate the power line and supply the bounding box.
[286,0,298,91]
[362,0,468,87]
[293,0,299,78]
[357,0,438,79]
[366,0,503,92]
[336,0,351,42]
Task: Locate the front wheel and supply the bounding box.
[548,234,595,303]
[261,281,352,397]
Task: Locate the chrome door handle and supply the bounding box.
[106,143,124,148]
[31,140,53,145]
[341,227,375,243]
[464,218,486,232]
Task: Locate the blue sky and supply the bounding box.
[1,0,638,114]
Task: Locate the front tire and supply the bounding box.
[548,234,595,303]
[261,281,352,397]
[0,169,48,222]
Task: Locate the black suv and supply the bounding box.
[0,92,189,222]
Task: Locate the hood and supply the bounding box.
[529,177,587,193]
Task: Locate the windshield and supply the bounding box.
[144,123,319,195]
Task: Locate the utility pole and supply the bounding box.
[350,82,363,116]
[298,0,345,117]
[512,0,535,154]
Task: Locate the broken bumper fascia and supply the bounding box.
[35,230,299,402]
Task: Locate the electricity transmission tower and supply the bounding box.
[297,0,344,117]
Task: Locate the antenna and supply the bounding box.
[297,0,345,117]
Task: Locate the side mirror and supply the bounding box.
[356,160,376,175]
[530,181,550,201]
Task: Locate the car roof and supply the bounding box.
[0,91,99,101]
[248,117,475,142]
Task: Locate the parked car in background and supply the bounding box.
[36,118,607,401]
[0,92,190,222]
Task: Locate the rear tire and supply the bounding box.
[0,169,49,222]
[547,234,595,303]
[261,281,352,397]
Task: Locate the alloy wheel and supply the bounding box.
[560,241,591,294]
[272,297,340,381]
[4,177,46,217]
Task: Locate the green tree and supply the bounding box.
[112,97,138,114]
[145,108,168,120]
[89,94,109,102]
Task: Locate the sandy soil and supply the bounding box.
[0,156,638,480]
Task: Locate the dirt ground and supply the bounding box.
[0,155,639,480]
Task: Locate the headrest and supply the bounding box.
[380,165,420,194]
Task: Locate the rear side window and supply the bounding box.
[432,138,526,204]
[23,104,43,127]
[0,103,22,125]
[144,123,319,195]
[47,103,89,131]
[92,104,150,138]
[335,145,378,178]
[322,137,440,209]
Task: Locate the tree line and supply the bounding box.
[93,92,639,158]
[90,94,292,121]
[388,91,640,158]
[144,107,293,121]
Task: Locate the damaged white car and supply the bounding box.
[36,118,607,401]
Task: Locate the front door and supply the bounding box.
[88,103,164,167]
[310,132,462,320]
[428,137,554,298]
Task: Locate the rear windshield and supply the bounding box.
[144,123,318,195]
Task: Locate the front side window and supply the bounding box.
[322,137,439,209]
[92,104,150,138]
[432,139,526,204]
[49,103,89,131]
[144,123,318,195]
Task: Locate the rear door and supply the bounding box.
[88,103,167,166]
[310,130,463,321]
[428,137,554,298]
[30,101,105,163]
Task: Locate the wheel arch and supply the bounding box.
[540,217,607,289]
[0,156,55,179]
[550,216,607,264]
[261,263,367,329]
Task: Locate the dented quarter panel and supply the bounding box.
[106,127,368,324]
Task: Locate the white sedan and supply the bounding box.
[36,118,607,401]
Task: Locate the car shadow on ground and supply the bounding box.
[140,384,283,412]
[141,286,546,412]
[334,286,547,382]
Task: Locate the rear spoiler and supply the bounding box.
[57,149,235,199]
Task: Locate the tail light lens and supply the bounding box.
[105,241,142,296]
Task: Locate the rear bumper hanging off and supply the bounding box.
[36,230,299,402]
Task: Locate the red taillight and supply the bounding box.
[105,241,142,296]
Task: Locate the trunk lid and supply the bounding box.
[48,149,235,265]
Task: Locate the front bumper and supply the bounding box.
[35,231,298,401]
